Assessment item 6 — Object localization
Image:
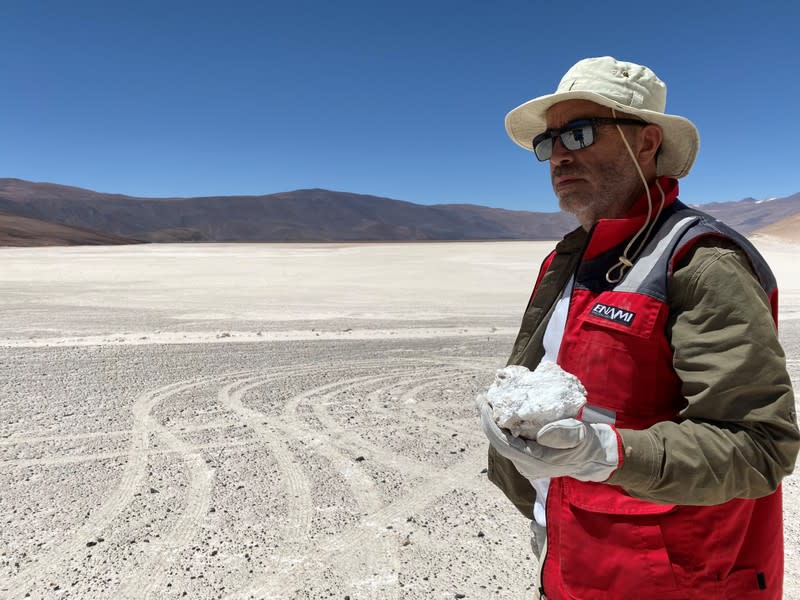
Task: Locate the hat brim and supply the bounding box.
[505,90,700,179]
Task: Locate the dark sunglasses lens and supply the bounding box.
[561,124,594,151]
[533,135,553,161]
[532,121,596,160]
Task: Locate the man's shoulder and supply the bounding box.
[666,201,739,236]
[658,202,753,261]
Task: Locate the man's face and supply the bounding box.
[545,100,644,229]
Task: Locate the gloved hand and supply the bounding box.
[478,396,621,482]
[536,418,621,482]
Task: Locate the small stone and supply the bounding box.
[149,487,159,494]
[354,456,365,462]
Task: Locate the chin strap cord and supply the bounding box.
[605,108,666,284]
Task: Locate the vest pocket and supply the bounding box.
[562,292,679,426]
[575,291,660,339]
[564,479,676,514]
[559,480,679,596]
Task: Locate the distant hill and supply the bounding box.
[0,211,142,247]
[752,212,800,242]
[0,178,578,245]
[692,193,800,234]
[0,178,798,247]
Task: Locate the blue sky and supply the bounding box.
[2,1,799,212]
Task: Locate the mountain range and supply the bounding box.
[0,178,798,247]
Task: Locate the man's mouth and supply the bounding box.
[552,167,586,189]
[555,176,584,189]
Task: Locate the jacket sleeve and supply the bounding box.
[609,241,800,504]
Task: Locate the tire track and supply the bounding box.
[3,377,216,597]
[383,369,487,441]
[237,443,487,598]
[218,361,410,598]
[0,429,132,446]
[0,419,244,448]
[305,370,465,476]
[116,370,257,598]
[235,363,485,599]
[307,366,486,472]
[222,368,416,600]
[0,439,257,469]
[214,367,373,599]
[316,445,486,559]
[295,371,415,599]
[4,358,491,599]
[218,372,315,562]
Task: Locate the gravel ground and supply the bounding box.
[1,240,798,599]
[0,337,537,599]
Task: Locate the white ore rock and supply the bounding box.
[488,362,587,439]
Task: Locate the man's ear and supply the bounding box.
[638,124,663,166]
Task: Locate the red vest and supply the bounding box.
[539,180,783,599]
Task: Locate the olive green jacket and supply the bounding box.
[488,228,800,518]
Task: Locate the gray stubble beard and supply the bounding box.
[554,155,644,229]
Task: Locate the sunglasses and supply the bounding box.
[532,117,646,161]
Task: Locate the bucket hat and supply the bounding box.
[505,56,700,178]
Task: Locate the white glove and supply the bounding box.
[478,396,620,482]
[536,418,620,482]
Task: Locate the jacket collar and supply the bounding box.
[582,176,679,260]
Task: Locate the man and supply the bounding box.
[478,56,799,599]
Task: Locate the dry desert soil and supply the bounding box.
[1,240,799,599]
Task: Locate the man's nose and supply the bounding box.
[550,136,574,165]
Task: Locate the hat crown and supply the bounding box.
[556,56,667,114]
[504,55,699,178]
